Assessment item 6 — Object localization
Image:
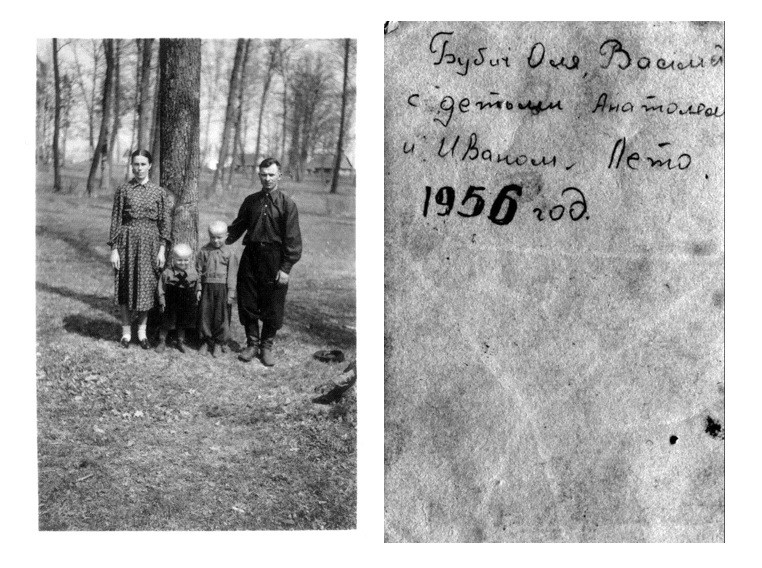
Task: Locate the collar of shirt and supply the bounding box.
[132,177,151,187]
[259,188,280,201]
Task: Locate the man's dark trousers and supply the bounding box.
[237,242,288,348]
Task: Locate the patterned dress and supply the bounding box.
[108,179,172,311]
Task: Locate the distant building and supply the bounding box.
[305,153,354,178]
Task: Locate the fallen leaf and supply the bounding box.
[134,410,144,418]
[93,426,105,434]
[126,440,135,447]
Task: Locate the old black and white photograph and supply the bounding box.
[34,37,357,531]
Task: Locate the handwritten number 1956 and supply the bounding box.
[423,184,522,226]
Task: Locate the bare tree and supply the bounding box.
[288,53,333,181]
[201,40,228,164]
[71,40,101,151]
[227,39,253,189]
[159,39,201,254]
[136,38,154,151]
[277,40,298,168]
[253,39,280,172]
[211,38,245,195]
[36,56,52,166]
[52,39,62,192]
[105,39,121,188]
[86,39,115,197]
[330,38,352,194]
[150,42,161,182]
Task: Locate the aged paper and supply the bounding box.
[385,21,724,542]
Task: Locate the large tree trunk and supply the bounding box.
[330,38,351,195]
[86,39,115,198]
[211,39,245,196]
[52,39,62,192]
[227,39,252,190]
[105,39,121,188]
[159,38,201,255]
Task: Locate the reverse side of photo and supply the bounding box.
[36,37,357,530]
[384,21,723,542]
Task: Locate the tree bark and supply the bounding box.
[52,39,62,192]
[159,38,201,256]
[86,39,114,198]
[137,38,154,151]
[330,38,351,194]
[211,38,245,195]
[227,39,252,189]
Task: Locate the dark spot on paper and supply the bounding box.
[705,174,709,179]
[669,435,678,445]
[691,241,714,256]
[712,289,724,309]
[471,233,476,243]
[446,256,450,260]
[482,342,489,353]
[664,282,671,291]
[470,525,486,542]
[622,255,652,296]
[705,416,722,438]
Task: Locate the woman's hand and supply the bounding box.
[276,270,289,285]
[156,246,166,270]
[110,249,120,271]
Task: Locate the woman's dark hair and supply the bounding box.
[130,149,153,164]
[258,157,280,170]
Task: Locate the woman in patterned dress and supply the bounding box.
[108,150,172,349]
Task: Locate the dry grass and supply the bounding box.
[36,167,356,530]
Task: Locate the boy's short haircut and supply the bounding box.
[208,220,228,236]
[172,243,193,258]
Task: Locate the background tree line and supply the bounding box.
[36,38,356,197]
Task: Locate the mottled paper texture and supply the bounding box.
[384,22,724,542]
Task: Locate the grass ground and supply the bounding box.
[36,166,356,530]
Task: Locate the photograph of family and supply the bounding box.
[35,37,356,531]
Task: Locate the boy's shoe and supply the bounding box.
[155,341,166,353]
[198,342,210,356]
[176,340,186,354]
[120,337,130,349]
[220,343,229,354]
[211,343,220,358]
[140,339,150,350]
[238,344,258,362]
[260,346,275,367]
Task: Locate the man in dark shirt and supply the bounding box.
[226,158,302,366]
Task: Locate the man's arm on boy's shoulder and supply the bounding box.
[227,250,239,303]
[195,249,206,294]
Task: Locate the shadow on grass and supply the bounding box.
[37,281,114,315]
[63,314,120,341]
[36,225,111,265]
[287,302,355,350]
